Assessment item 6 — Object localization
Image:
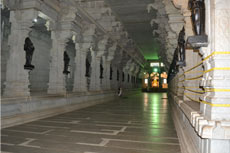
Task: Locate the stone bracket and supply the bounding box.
[187,35,208,48]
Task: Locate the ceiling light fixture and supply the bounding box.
[33,18,38,23]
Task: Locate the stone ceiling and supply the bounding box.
[101,0,184,70]
[104,0,159,60]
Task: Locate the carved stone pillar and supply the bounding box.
[95,57,102,91]
[112,66,118,90]
[106,42,116,90]
[96,36,109,91]
[89,51,97,91]
[73,43,88,92]
[3,10,38,97]
[105,61,111,90]
[182,9,194,99]
[74,23,96,92]
[48,31,70,95]
[129,63,136,88]
[200,0,230,120]
[134,65,140,88]
[101,56,107,90]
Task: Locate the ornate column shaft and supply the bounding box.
[48,31,70,94]
[95,56,102,91]
[101,55,107,90]
[105,42,116,90]
[112,66,118,90]
[105,61,111,90]
[73,43,88,92]
[89,51,97,91]
[182,10,200,101]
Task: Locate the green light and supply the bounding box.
[153,68,158,72]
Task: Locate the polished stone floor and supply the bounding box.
[1,92,181,153]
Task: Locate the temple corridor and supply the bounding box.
[1,0,230,152]
[1,92,181,153]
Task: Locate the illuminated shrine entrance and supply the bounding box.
[142,62,168,92]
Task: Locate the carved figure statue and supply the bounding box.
[177,27,186,67]
[168,48,179,82]
[122,72,125,82]
[85,58,91,77]
[63,51,70,75]
[188,0,205,35]
[110,66,113,80]
[100,63,104,79]
[117,70,119,81]
[24,37,35,70]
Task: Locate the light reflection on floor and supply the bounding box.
[142,92,170,135]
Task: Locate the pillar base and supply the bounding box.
[48,83,66,95]
[3,82,30,97]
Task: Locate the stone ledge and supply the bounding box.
[1,89,141,128]
[171,101,199,153]
[1,88,139,103]
[1,90,115,103]
[170,92,230,140]
[1,96,113,129]
[1,91,115,128]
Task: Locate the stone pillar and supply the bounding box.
[73,44,81,92]
[95,57,102,91]
[89,51,97,91]
[127,73,131,88]
[106,42,116,90]
[48,31,70,95]
[95,36,109,91]
[3,10,38,97]
[112,66,118,90]
[200,0,230,120]
[180,6,192,100]
[73,43,88,92]
[134,65,140,88]
[101,56,107,90]
[116,67,121,89]
[104,61,111,90]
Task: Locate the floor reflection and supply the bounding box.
[142,92,171,136]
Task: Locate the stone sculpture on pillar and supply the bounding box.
[168,48,179,82]
[63,51,70,75]
[100,63,104,79]
[187,0,208,48]
[110,66,113,80]
[177,27,186,67]
[85,58,91,77]
[122,72,125,82]
[24,37,35,70]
